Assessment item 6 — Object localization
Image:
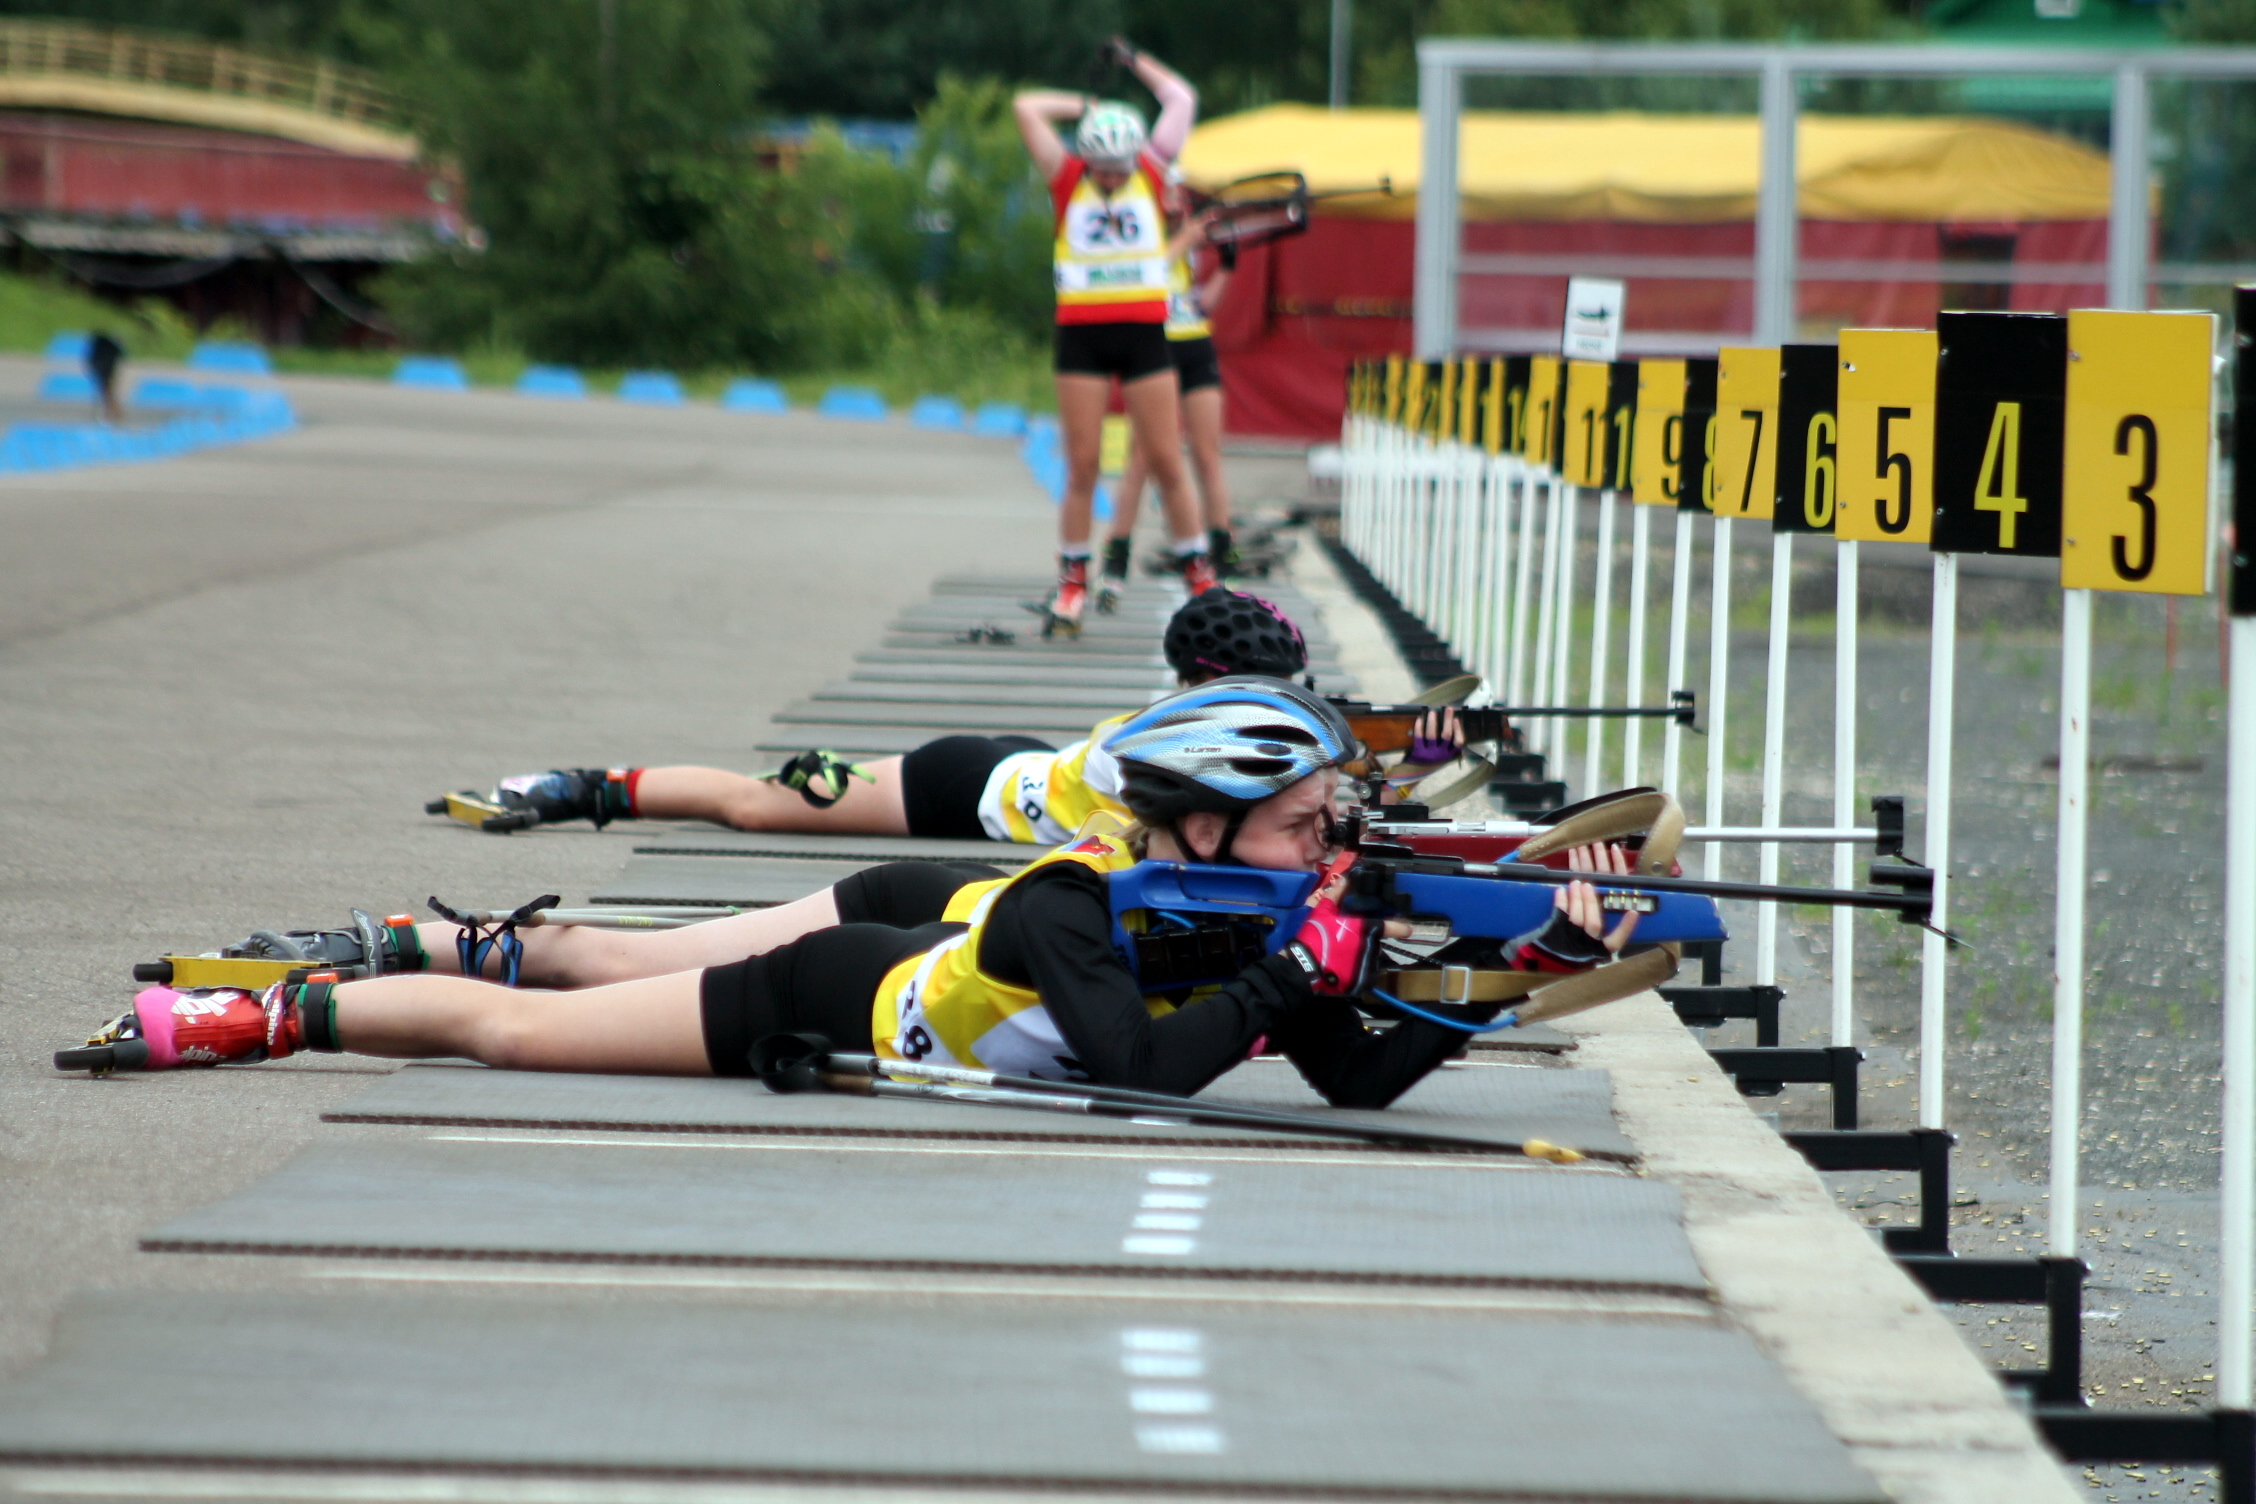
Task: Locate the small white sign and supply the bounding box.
[1562,276,1627,361]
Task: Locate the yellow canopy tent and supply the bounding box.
[1178,104,2114,224]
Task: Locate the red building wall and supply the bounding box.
[0,112,458,233]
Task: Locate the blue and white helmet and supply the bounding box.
[1103,676,1355,828]
[1076,103,1147,168]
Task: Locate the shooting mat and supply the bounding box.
[324,1057,1616,1155]
[143,1133,1693,1288]
[0,1291,1880,1502]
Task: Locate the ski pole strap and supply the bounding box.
[428,894,561,987]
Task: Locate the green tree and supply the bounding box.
[365,0,887,367]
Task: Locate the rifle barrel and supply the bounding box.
[1461,861,1930,917]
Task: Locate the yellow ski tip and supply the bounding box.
[1521,1138,1585,1165]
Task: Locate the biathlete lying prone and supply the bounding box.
[61,681,1642,1105]
[430,590,1465,846]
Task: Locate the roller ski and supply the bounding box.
[131,908,429,992]
[427,767,635,833]
[56,977,344,1075]
[1030,555,1090,639]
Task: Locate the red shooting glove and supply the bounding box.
[1285,894,1374,996]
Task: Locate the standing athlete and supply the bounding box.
[1099,167,1238,611]
[1015,41,1215,637]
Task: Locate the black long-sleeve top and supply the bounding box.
[972,862,1599,1108]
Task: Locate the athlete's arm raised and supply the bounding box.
[1013,88,1085,180]
[1122,43,1198,159]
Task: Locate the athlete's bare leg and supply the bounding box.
[629,756,911,836]
[333,970,711,1074]
[1057,373,1113,550]
[1122,367,1197,538]
[409,887,845,986]
[1184,385,1232,533]
[1112,422,1203,550]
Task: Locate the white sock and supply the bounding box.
[1171,537,1207,558]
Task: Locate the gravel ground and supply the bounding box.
[1579,523,2235,1502]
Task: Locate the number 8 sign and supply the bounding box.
[2061,309,2216,597]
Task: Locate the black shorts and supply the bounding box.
[1171,335,1221,394]
[1055,321,1174,381]
[900,734,1051,839]
[832,860,1006,927]
[700,921,963,1076]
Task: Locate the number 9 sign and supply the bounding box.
[2061,309,2216,597]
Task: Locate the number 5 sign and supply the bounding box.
[2061,309,2217,596]
[1835,329,1936,543]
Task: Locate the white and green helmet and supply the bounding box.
[1076,103,1148,167]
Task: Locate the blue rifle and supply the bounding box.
[1108,845,1932,997]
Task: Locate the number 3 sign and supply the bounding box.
[2061,309,2217,597]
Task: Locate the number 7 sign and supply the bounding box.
[2061,309,2216,597]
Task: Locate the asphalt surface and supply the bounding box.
[0,361,1053,1382]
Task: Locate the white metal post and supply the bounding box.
[1584,488,1618,795]
[1757,531,1793,986]
[1832,539,1860,1046]
[1920,553,1959,1129]
[1754,52,1800,348]
[1705,516,1734,880]
[1530,477,1564,756]
[2108,63,2149,315]
[1412,57,1460,358]
[2050,587,2093,1259]
[1624,504,1654,786]
[2221,613,2256,1412]
[1508,472,1542,705]
[1663,511,1695,796]
[1553,485,1582,780]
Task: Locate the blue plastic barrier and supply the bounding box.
[517,365,586,398]
[970,402,1028,438]
[395,356,470,391]
[720,378,789,414]
[37,371,96,402]
[128,377,204,411]
[617,370,685,405]
[909,395,964,430]
[0,386,294,474]
[44,331,88,361]
[818,385,888,421]
[188,342,272,376]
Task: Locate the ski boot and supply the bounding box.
[769,749,873,809]
[1040,556,1090,639]
[55,978,343,1074]
[427,767,637,833]
[1095,540,1130,615]
[133,909,429,993]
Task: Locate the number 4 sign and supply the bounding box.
[1932,312,2067,558]
[2061,309,2217,596]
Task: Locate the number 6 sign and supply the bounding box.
[2061,309,2217,597]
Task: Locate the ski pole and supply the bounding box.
[749,1035,1611,1164]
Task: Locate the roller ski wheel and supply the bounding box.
[133,909,428,992]
[56,982,301,1074]
[429,768,633,833]
[1094,580,1124,615]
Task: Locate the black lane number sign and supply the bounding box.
[1932,311,2066,559]
[1773,343,1839,534]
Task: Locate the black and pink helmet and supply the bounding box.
[1163,589,1308,682]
